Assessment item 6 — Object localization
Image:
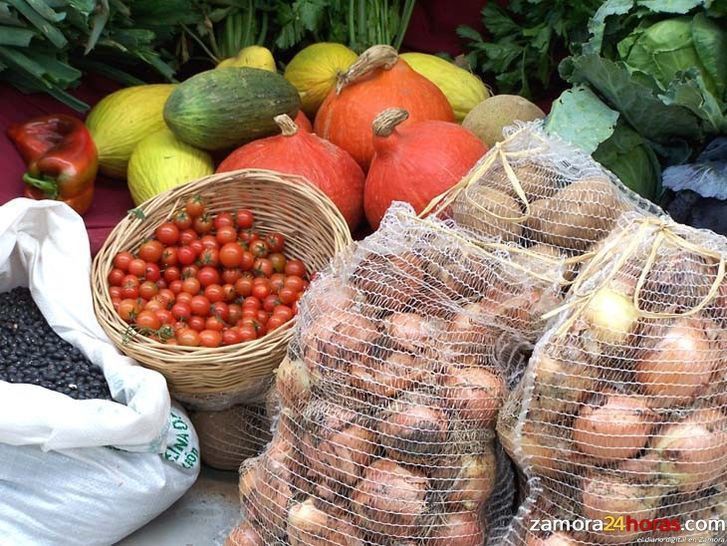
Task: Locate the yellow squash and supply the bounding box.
[127,129,213,205]
[217,45,276,71]
[284,42,357,117]
[86,84,175,179]
[400,52,490,121]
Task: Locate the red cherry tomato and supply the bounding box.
[263,294,280,312]
[270,273,286,292]
[190,295,211,316]
[181,264,199,279]
[163,266,181,283]
[222,328,242,346]
[242,296,261,312]
[169,280,183,294]
[284,259,307,278]
[193,213,213,235]
[121,275,140,299]
[182,277,201,295]
[177,246,197,266]
[118,298,143,322]
[265,232,285,253]
[216,225,238,245]
[267,315,285,331]
[176,328,200,346]
[128,258,147,277]
[235,209,254,229]
[144,263,161,282]
[185,196,206,218]
[197,266,220,287]
[135,310,161,331]
[238,325,257,342]
[171,302,192,321]
[273,305,294,322]
[240,251,255,271]
[109,286,122,299]
[278,287,297,305]
[161,247,179,267]
[199,329,223,347]
[204,284,224,303]
[176,292,193,306]
[228,303,243,324]
[219,242,243,268]
[253,258,273,277]
[199,247,219,267]
[156,289,176,306]
[252,283,271,300]
[250,239,270,258]
[139,281,159,300]
[205,316,225,332]
[180,228,198,246]
[113,251,134,271]
[187,315,205,332]
[269,252,286,273]
[174,210,193,230]
[283,275,305,292]
[214,211,235,230]
[108,268,125,286]
[155,222,180,245]
[156,279,167,289]
[138,240,164,263]
[210,301,230,321]
[199,235,218,249]
[222,268,243,285]
[156,309,174,325]
[235,277,253,297]
[222,284,237,302]
[189,239,204,255]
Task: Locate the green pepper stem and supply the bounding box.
[23,173,59,199]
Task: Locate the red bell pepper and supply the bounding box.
[7,114,98,215]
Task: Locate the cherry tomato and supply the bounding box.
[222,268,243,285]
[253,258,273,278]
[252,282,271,300]
[213,211,235,229]
[128,258,147,277]
[278,287,297,305]
[216,226,238,245]
[199,235,218,250]
[210,300,230,320]
[265,232,285,253]
[267,315,285,331]
[197,266,220,287]
[242,296,261,312]
[166,338,178,345]
[263,294,280,312]
[163,266,181,283]
[144,263,161,282]
[109,286,122,299]
[239,230,259,244]
[179,228,198,246]
[235,277,253,297]
[176,328,200,346]
[145,299,164,314]
[236,209,254,229]
[193,213,213,235]
[171,302,192,321]
[221,284,237,302]
[204,284,224,303]
[108,268,125,286]
[139,281,159,300]
[222,328,241,346]
[174,210,193,230]
[112,298,121,311]
[155,222,179,245]
[168,280,183,295]
[269,252,286,273]
[118,298,143,322]
[182,277,201,295]
[156,289,176,306]
[189,239,204,256]
[161,247,178,267]
[177,246,197,266]
[176,292,193,306]
[270,273,286,292]
[113,251,134,271]
[284,259,307,278]
[199,247,219,267]
[121,275,140,299]
[228,303,243,324]
[250,239,270,258]
[182,264,199,279]
[199,329,222,347]
[284,275,305,292]
[273,305,294,322]
[240,251,255,271]
[190,295,211,316]
[256,311,269,333]
[238,324,257,342]
[187,316,205,332]
[139,240,164,263]
[156,309,174,325]
[219,242,243,268]
[156,279,168,289]
[185,195,206,218]
[205,316,225,332]
[291,301,298,315]
[135,310,161,331]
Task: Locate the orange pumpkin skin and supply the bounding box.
[217,117,364,230]
[294,110,313,132]
[314,60,454,170]
[364,116,486,229]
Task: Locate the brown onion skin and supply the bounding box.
[444,365,505,428]
[224,522,264,546]
[350,459,428,539]
[428,511,485,546]
[573,394,653,462]
[385,312,436,354]
[434,448,497,510]
[636,318,715,408]
[287,498,365,546]
[276,357,311,411]
[378,398,449,464]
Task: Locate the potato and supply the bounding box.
[523,177,630,252]
[452,185,523,242]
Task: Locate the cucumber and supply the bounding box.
[164,67,301,151]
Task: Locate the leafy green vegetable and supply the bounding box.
[458,0,602,99]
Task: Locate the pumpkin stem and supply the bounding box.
[373,108,409,137]
[336,44,399,94]
[274,114,299,136]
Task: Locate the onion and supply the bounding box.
[653,408,727,492]
[224,522,263,546]
[350,351,432,403]
[573,393,654,462]
[378,395,449,464]
[350,459,428,539]
[434,446,497,510]
[531,353,597,418]
[444,365,505,428]
[428,511,485,546]
[445,300,501,350]
[582,287,638,344]
[301,404,376,497]
[276,357,311,411]
[581,472,659,544]
[636,318,715,407]
[287,498,365,546]
[308,276,359,315]
[352,252,425,313]
[385,312,438,354]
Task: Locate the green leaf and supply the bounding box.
[25,0,66,23]
[636,0,705,13]
[6,0,67,47]
[563,53,704,142]
[0,2,23,25]
[660,68,727,132]
[482,2,519,36]
[584,0,634,55]
[691,11,727,96]
[545,85,620,154]
[456,24,482,43]
[0,25,35,45]
[67,0,96,15]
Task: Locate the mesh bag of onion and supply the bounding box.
[225,203,566,546]
[424,121,661,284]
[498,212,727,546]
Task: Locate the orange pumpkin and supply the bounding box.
[294,110,313,132]
[364,108,487,229]
[314,45,454,170]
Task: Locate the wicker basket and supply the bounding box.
[92,169,352,409]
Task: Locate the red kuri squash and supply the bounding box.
[294,110,313,132]
[364,108,487,229]
[217,114,364,230]
[314,45,454,170]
